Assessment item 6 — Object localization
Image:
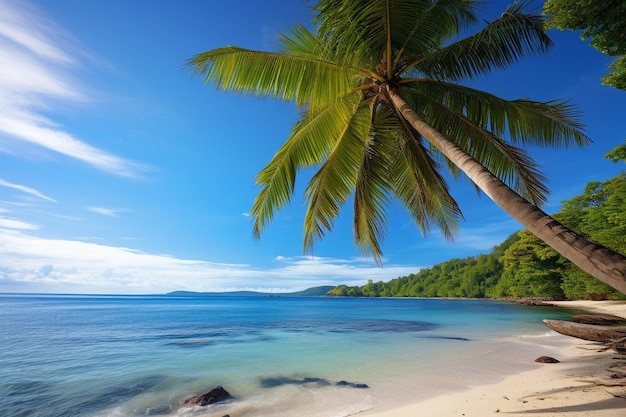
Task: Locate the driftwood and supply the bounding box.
[571,314,626,325]
[543,319,626,343]
[609,336,626,354]
[577,379,626,387]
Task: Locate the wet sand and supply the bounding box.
[361,300,626,417]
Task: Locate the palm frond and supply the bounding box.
[315,0,479,71]
[393,0,478,61]
[353,104,396,262]
[251,96,362,238]
[187,46,359,108]
[406,79,591,148]
[400,84,552,204]
[303,102,372,252]
[410,1,552,81]
[278,24,321,58]
[499,99,590,148]
[314,0,391,66]
[382,107,462,239]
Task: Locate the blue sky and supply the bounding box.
[0,0,623,294]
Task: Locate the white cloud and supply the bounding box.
[0,229,423,294]
[452,219,521,251]
[0,178,56,202]
[0,0,75,64]
[0,0,146,178]
[0,217,38,230]
[405,217,521,255]
[269,255,422,283]
[87,207,128,217]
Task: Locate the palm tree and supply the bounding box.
[188,0,626,294]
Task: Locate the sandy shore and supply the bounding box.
[361,300,626,417]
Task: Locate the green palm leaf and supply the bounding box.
[399,80,591,204]
[387,112,462,239]
[187,46,359,108]
[410,1,552,81]
[412,80,589,147]
[353,104,395,261]
[251,95,363,238]
[303,102,372,251]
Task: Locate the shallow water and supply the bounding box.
[0,294,575,417]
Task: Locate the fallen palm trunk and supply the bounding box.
[543,319,626,343]
[571,314,626,325]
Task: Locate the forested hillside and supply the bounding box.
[328,171,626,300]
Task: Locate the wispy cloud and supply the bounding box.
[87,207,129,217]
[406,217,521,255]
[0,229,423,294]
[452,219,521,251]
[0,218,39,230]
[268,255,420,283]
[0,0,146,178]
[0,178,56,202]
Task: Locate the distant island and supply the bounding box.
[166,285,335,297]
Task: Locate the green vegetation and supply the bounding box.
[544,0,626,90]
[328,172,626,300]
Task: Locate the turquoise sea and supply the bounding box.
[0,294,577,417]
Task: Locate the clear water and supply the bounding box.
[0,295,576,417]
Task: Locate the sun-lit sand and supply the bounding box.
[360,300,626,417]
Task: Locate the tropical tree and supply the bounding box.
[543,0,626,90]
[605,141,626,163]
[495,230,566,299]
[188,0,626,293]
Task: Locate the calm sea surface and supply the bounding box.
[0,294,577,417]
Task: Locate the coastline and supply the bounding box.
[360,300,626,417]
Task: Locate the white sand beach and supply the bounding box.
[361,300,626,417]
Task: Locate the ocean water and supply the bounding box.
[0,294,577,417]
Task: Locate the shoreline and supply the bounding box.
[360,300,626,417]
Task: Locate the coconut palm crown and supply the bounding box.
[189,0,626,293]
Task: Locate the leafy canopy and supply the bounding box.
[605,140,626,163]
[189,0,590,263]
[543,0,626,90]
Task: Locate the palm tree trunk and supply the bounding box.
[387,87,626,295]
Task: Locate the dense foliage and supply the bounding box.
[543,0,626,90]
[328,172,626,300]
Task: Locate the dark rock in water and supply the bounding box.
[336,380,369,389]
[259,376,331,388]
[71,375,168,415]
[182,386,232,406]
[259,376,368,389]
[515,298,552,306]
[302,377,331,386]
[421,335,470,341]
[535,356,560,363]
